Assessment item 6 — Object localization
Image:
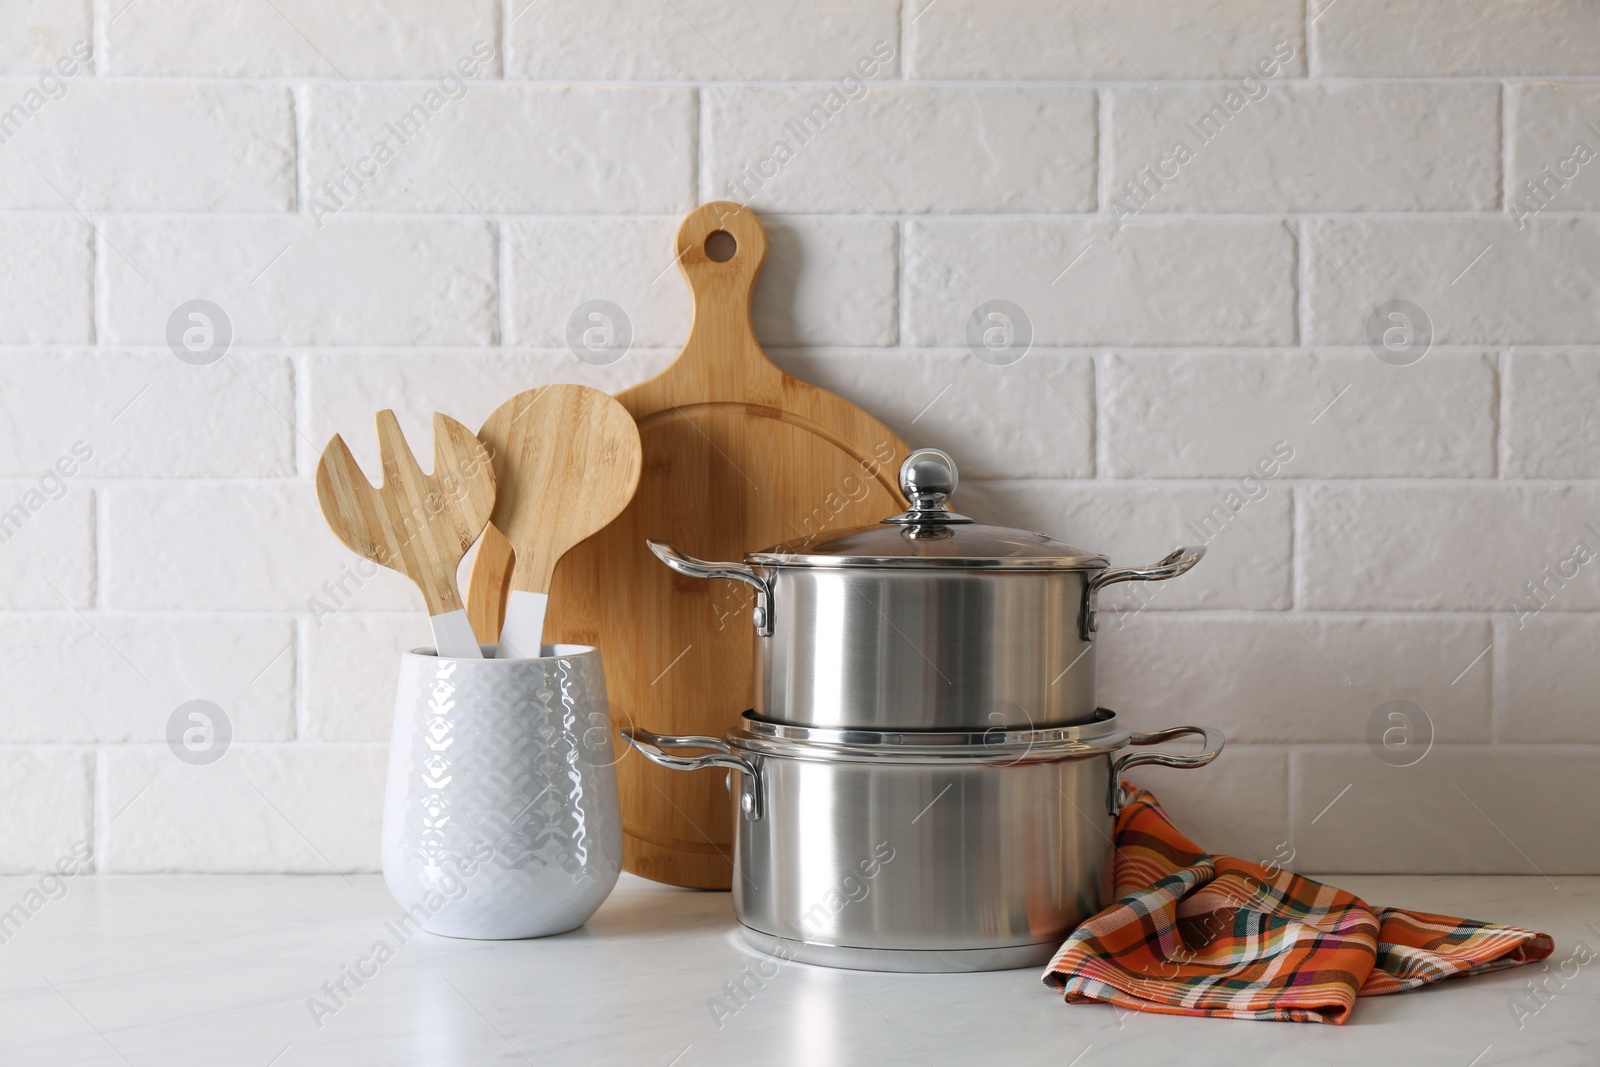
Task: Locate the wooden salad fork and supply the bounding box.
[316,410,496,658]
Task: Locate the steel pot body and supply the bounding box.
[757,564,1094,729]
[623,710,1223,972]
[651,542,1201,730]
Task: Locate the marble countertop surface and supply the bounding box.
[1,872,1596,1066]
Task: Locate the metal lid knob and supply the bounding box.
[901,448,956,509]
[883,448,972,526]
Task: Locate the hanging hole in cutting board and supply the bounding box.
[705,230,737,262]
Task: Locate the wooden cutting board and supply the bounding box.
[467,202,908,888]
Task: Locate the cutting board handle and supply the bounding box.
[672,201,780,385]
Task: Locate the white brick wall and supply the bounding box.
[3,0,1597,876]
[0,82,296,211]
[97,0,499,78]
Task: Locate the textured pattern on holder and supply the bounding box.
[401,655,619,886]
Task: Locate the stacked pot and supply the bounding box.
[625,449,1224,973]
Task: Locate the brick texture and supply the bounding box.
[0,0,1593,875]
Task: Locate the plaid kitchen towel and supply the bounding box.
[1042,788,1553,1023]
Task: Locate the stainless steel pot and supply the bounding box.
[649,448,1203,730]
[624,710,1223,972]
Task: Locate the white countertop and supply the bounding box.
[2,873,1596,1066]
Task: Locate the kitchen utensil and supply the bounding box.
[475,385,642,660]
[467,201,909,889]
[624,710,1223,971]
[383,644,622,938]
[316,411,495,658]
[648,447,1204,731]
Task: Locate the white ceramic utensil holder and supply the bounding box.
[381,643,623,939]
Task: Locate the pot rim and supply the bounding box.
[727,708,1133,764]
[743,549,1110,572]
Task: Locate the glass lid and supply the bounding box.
[746,448,1109,571]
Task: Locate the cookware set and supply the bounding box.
[629,447,1223,970]
[314,202,1225,966]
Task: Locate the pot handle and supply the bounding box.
[1080,545,1205,639]
[622,726,764,819]
[647,540,775,637]
[1109,725,1226,814]
[622,726,755,775]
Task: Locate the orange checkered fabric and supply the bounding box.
[1042,788,1553,1023]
